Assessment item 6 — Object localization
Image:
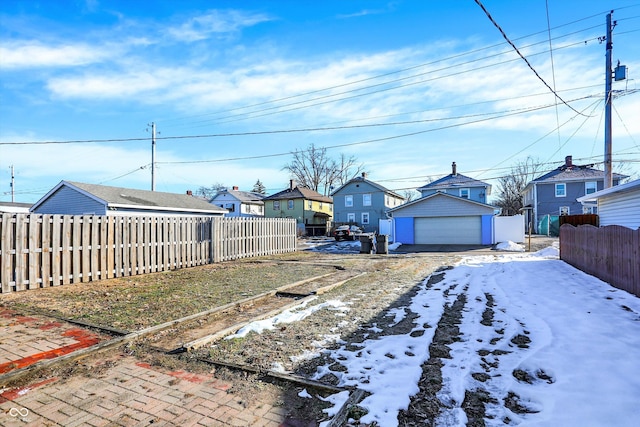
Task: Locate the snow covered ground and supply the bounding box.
[238,244,640,425]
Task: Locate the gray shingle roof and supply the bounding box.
[418,173,491,191]
[66,181,227,213]
[331,175,405,199]
[264,186,333,203]
[212,189,265,204]
[531,164,626,183]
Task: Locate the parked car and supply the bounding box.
[333,225,363,241]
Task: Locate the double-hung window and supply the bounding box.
[585,182,597,195]
[363,193,372,206]
[345,195,353,207]
[555,183,566,197]
[287,200,294,210]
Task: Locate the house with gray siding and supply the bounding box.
[331,173,405,233]
[417,162,491,204]
[30,181,227,216]
[577,179,640,229]
[210,186,265,218]
[388,192,497,245]
[522,156,626,232]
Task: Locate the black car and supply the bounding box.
[333,225,363,241]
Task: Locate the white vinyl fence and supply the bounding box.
[493,214,525,243]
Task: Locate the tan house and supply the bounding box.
[263,180,333,236]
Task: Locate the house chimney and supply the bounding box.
[186,190,193,196]
[289,179,296,190]
[565,155,573,168]
[452,162,457,176]
[232,186,239,190]
[362,172,367,179]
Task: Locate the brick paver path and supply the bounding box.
[0,308,106,375]
[1,355,298,426]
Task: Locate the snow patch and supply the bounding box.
[225,299,349,339]
[495,240,525,252]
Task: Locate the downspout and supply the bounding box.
[533,182,538,233]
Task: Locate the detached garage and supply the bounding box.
[389,192,497,245]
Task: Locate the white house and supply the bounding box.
[0,202,32,213]
[577,179,640,229]
[210,186,265,218]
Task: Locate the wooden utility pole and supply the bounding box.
[604,12,613,189]
[151,122,156,191]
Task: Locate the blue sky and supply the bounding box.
[1,0,639,203]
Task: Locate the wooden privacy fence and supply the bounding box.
[560,224,640,297]
[0,214,296,294]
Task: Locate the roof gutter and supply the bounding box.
[108,203,227,214]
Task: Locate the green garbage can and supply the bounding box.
[376,234,388,254]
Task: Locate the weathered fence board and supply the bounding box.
[560,224,640,298]
[0,214,296,293]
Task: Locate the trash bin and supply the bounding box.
[376,234,388,254]
[359,235,373,254]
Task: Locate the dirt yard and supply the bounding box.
[0,237,559,425]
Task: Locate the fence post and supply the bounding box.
[1,214,14,293]
[1,214,299,293]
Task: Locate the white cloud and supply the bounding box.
[167,10,273,42]
[0,42,111,69]
[47,69,172,99]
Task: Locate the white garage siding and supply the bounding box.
[415,216,481,244]
[598,191,640,229]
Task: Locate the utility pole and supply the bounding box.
[151,122,156,191]
[604,12,613,189]
[10,165,15,202]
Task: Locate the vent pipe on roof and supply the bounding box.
[452,162,457,176]
[232,186,239,190]
[186,190,193,196]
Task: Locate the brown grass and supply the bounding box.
[1,259,335,330]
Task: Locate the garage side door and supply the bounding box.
[415,216,481,244]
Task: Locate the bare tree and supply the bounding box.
[495,157,541,216]
[615,161,638,183]
[327,153,365,190]
[283,143,364,195]
[402,189,418,202]
[196,182,226,200]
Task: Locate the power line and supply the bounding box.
[476,97,603,178]
[474,0,588,117]
[0,91,602,146]
[546,0,562,150]
[337,156,640,195]
[171,35,604,129]
[543,98,605,163]
[612,103,640,150]
[158,10,615,128]
[156,98,596,166]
